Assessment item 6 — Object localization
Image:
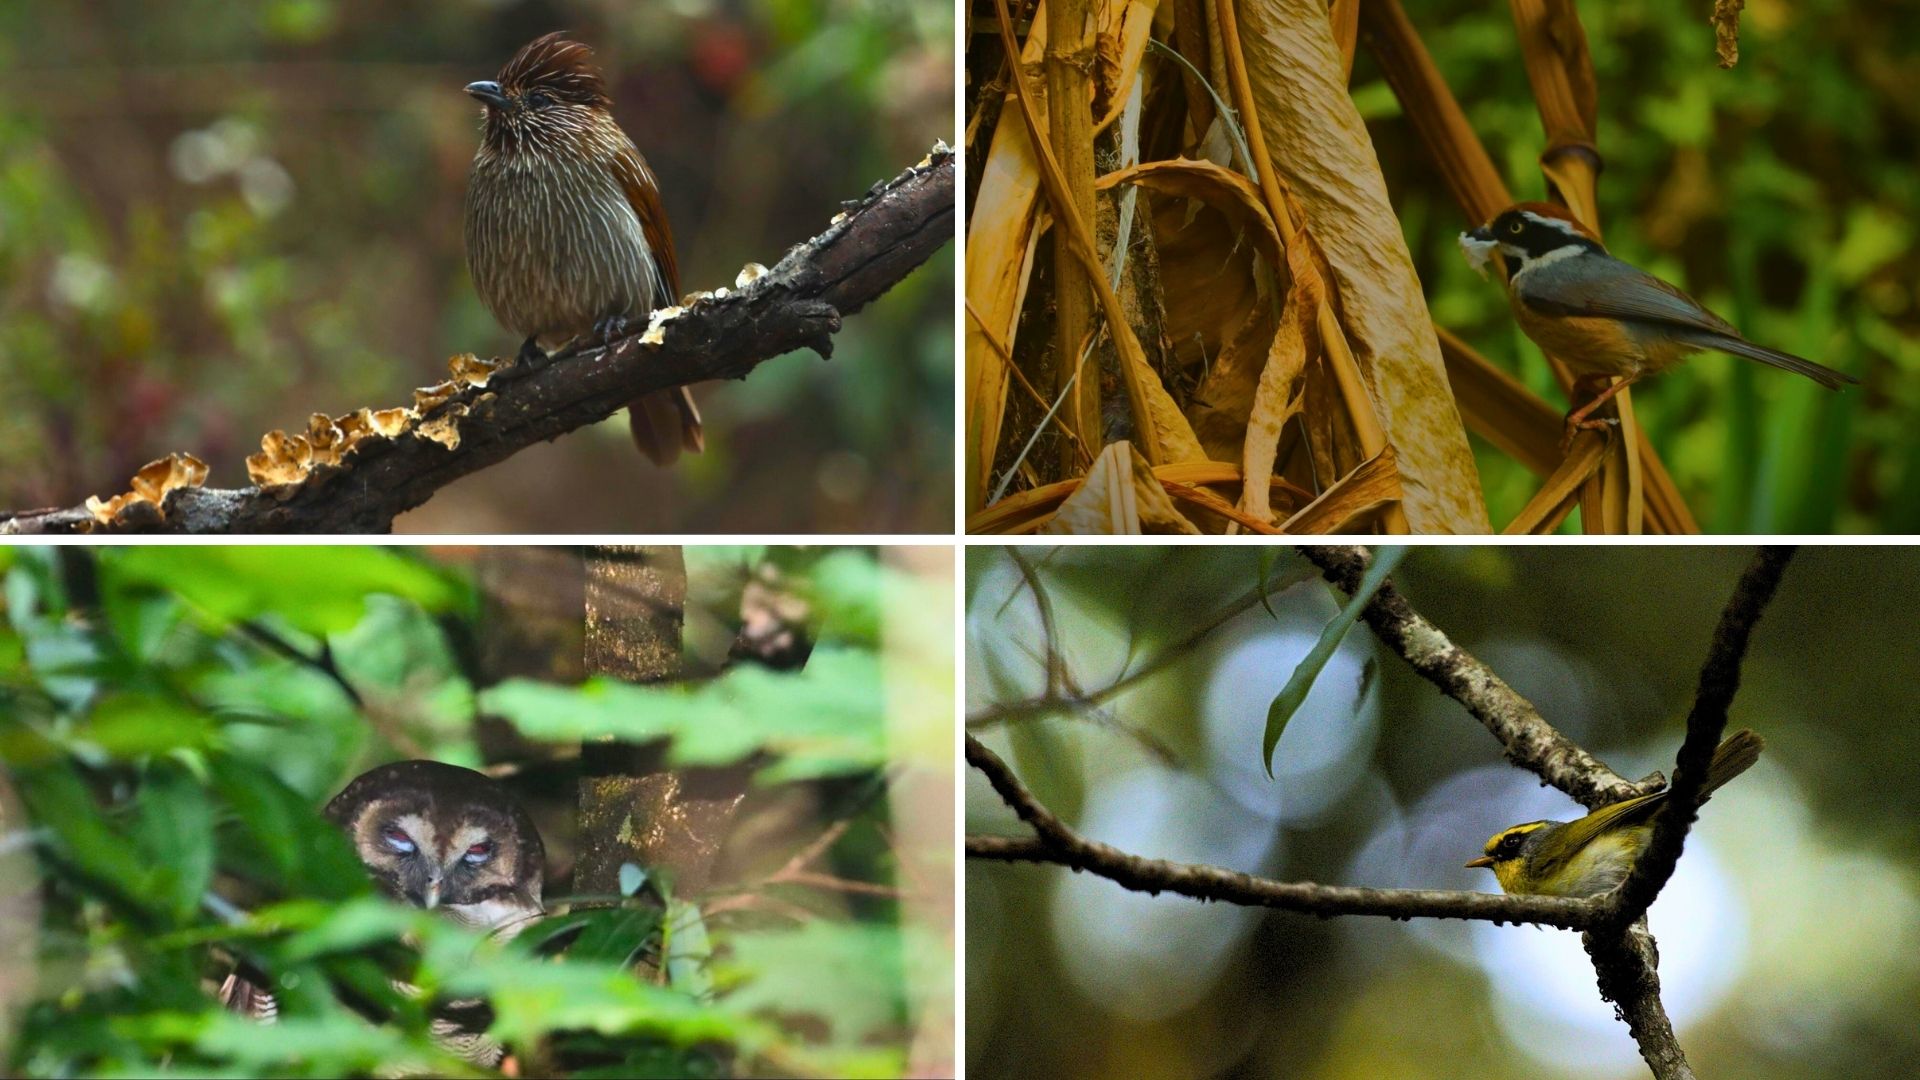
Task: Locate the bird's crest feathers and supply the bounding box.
[497,31,609,107]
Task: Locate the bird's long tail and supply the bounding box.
[628,386,704,466]
[1701,728,1766,797]
[1686,332,1858,390]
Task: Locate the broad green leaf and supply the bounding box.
[207,752,366,900]
[73,693,215,757]
[194,1012,450,1078]
[104,547,466,637]
[482,645,886,781]
[129,764,216,924]
[194,660,364,799]
[280,896,429,960]
[720,921,904,1048]
[567,903,664,970]
[15,763,157,920]
[327,594,475,751]
[1262,547,1407,778]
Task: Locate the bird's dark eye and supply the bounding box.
[383,827,416,854]
[1507,220,1525,235]
[526,91,552,110]
[464,841,493,865]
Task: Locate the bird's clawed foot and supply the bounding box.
[593,314,634,345]
[515,337,545,367]
[1559,374,1635,455]
[1559,415,1619,455]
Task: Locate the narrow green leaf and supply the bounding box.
[1256,550,1281,621]
[1262,547,1407,778]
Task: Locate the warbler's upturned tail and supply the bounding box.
[1701,728,1765,796]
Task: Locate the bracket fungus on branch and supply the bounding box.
[2,147,953,535]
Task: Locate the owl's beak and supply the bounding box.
[422,876,442,910]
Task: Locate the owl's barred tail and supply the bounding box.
[628,386,704,466]
[1701,728,1765,797]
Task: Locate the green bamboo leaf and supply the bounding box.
[1262,547,1407,778]
[1257,550,1282,621]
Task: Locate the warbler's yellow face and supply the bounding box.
[1466,820,1551,894]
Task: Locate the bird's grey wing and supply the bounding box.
[1518,256,1740,336]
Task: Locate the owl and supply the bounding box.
[223,761,546,1068]
[324,760,546,936]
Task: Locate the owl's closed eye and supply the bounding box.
[324,760,546,934]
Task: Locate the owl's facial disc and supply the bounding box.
[327,761,545,928]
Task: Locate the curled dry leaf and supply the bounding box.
[1713,0,1743,68]
[1505,432,1607,535]
[1280,445,1403,533]
[968,459,1316,533]
[1235,194,1328,529]
[1233,0,1486,532]
[1098,159,1281,412]
[1092,0,1164,133]
[1039,440,1201,534]
[734,262,768,289]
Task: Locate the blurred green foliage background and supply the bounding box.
[1358,0,1920,532]
[0,0,952,532]
[0,544,954,1076]
[966,545,1920,1079]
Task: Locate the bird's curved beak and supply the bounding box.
[422,876,442,910]
[1465,225,1494,243]
[465,80,509,109]
[1464,855,1495,869]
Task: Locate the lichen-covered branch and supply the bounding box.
[1298,544,1652,809]
[1,148,954,535]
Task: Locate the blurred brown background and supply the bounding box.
[0,0,953,532]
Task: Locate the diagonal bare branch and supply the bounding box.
[1298,544,1652,808]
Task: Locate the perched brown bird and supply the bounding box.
[464,32,703,465]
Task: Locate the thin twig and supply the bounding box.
[966,734,1596,928]
[235,620,367,711]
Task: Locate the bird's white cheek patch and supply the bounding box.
[1458,233,1500,278]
